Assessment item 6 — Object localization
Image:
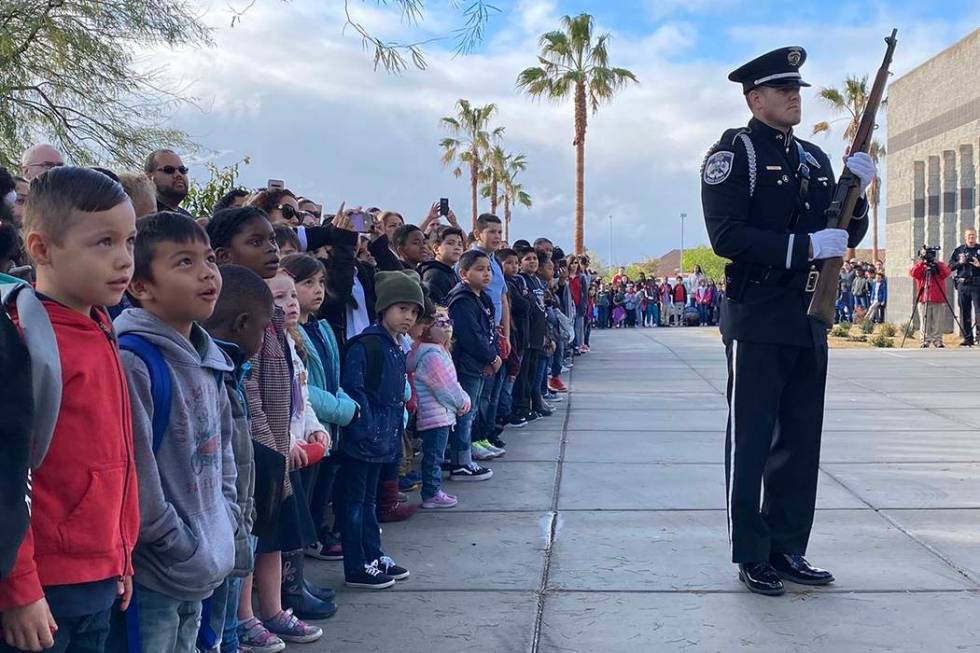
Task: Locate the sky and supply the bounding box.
[154,0,979,265]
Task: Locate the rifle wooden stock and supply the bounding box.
[807,29,897,327]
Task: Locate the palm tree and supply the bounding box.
[492,152,531,242]
[480,144,508,216]
[813,75,886,262]
[439,99,502,230]
[516,13,637,254]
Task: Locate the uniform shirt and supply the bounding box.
[701,117,869,347]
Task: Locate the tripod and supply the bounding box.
[900,263,963,348]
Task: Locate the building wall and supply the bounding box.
[885,29,979,332]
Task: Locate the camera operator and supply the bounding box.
[949,228,980,346]
[910,246,952,348]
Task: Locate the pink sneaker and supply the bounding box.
[421,490,458,509]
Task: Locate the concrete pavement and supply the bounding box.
[305,327,980,652]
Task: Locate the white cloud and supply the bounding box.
[145,1,976,263]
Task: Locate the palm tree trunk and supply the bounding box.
[469,155,479,232]
[574,81,587,255]
[504,194,511,242]
[490,179,498,216]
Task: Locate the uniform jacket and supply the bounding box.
[911,261,952,303]
[408,342,471,431]
[701,117,869,346]
[949,244,980,284]
[419,260,459,306]
[115,309,238,602]
[446,282,497,376]
[339,325,407,463]
[0,301,139,610]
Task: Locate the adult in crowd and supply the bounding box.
[911,251,952,348]
[949,228,980,346]
[20,144,64,181]
[144,148,191,215]
[702,45,874,597]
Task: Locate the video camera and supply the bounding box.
[919,244,941,265]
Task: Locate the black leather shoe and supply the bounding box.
[769,553,835,586]
[737,562,785,596]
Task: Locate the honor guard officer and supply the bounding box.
[701,47,877,596]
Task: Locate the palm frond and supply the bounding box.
[812,121,831,135]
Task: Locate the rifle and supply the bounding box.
[807,29,898,327]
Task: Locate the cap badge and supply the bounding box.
[787,49,802,66]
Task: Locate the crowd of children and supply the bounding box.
[594,265,724,329]
[0,162,580,653]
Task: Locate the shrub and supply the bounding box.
[879,322,897,337]
[870,333,894,348]
[830,322,851,338]
[860,319,875,334]
[898,321,915,337]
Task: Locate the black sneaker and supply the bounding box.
[489,436,507,449]
[345,564,395,590]
[509,416,528,428]
[526,411,540,422]
[937,342,946,348]
[374,556,410,581]
[450,462,494,482]
[537,405,554,417]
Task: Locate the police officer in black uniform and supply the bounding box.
[701,47,877,596]
[949,228,980,345]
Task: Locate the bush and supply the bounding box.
[880,322,897,337]
[830,322,851,338]
[860,319,875,334]
[847,334,868,342]
[869,333,895,348]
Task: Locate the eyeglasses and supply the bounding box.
[156,165,189,175]
[26,161,63,171]
[277,204,299,221]
[434,317,454,328]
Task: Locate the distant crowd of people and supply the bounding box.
[593,265,723,329]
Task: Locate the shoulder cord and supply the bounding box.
[735,133,757,197]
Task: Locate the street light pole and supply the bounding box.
[680,212,687,274]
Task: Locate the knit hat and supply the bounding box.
[374,270,425,316]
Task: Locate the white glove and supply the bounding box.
[845,152,876,195]
[809,228,848,261]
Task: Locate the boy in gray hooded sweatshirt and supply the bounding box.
[110,212,239,653]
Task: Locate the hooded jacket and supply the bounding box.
[446,282,497,377]
[299,319,358,432]
[114,309,239,602]
[408,343,470,431]
[0,298,139,610]
[419,260,459,306]
[339,325,407,463]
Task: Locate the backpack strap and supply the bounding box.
[1,283,62,469]
[118,334,172,454]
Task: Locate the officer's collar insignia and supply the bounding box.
[787,49,802,66]
[703,150,735,185]
[804,150,821,168]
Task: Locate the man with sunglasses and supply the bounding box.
[144,149,192,215]
[20,144,65,181]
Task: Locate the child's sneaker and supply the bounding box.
[509,415,528,428]
[475,439,505,458]
[346,562,396,589]
[450,462,493,482]
[305,540,343,561]
[421,490,458,509]
[263,609,323,643]
[471,440,496,460]
[238,617,286,653]
[374,556,410,581]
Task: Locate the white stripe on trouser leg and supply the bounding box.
[727,340,738,549]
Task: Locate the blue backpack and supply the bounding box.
[116,333,222,652]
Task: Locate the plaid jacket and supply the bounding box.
[245,307,293,495]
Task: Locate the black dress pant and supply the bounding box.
[513,349,538,417]
[724,339,828,563]
[957,284,980,342]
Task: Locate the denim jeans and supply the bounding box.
[219,577,241,653]
[107,583,202,653]
[197,575,231,653]
[1,608,111,653]
[419,426,450,499]
[698,304,709,325]
[453,372,485,466]
[338,456,384,580]
[476,367,504,440]
[497,376,515,423]
[536,353,551,395]
[549,338,565,379]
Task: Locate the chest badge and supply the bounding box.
[703,151,734,185]
[804,150,821,169]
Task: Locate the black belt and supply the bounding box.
[746,267,819,292]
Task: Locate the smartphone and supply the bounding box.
[267,179,285,190]
[439,198,450,217]
[349,211,372,233]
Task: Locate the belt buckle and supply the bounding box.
[805,270,819,292]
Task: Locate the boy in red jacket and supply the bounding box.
[0,167,140,652]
